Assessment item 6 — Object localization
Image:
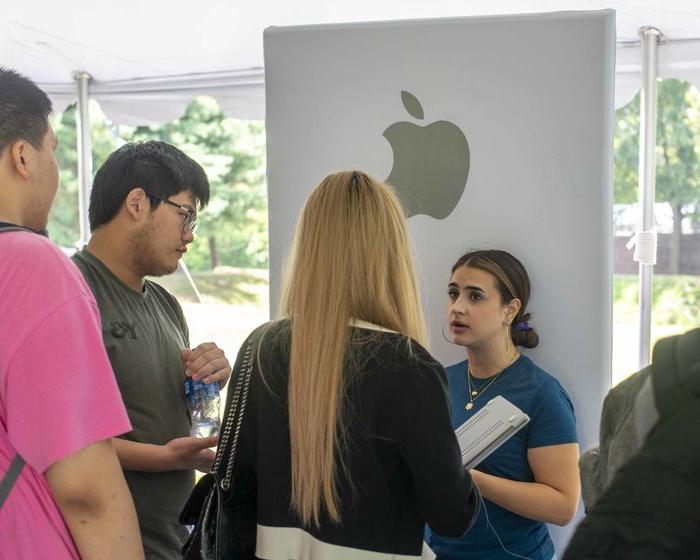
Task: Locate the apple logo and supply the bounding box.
[383,91,470,219]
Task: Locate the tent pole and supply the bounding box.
[636,27,661,368]
[73,71,93,248]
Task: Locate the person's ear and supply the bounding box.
[124,188,149,222]
[504,298,522,325]
[9,140,33,180]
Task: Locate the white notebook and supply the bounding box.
[455,395,530,470]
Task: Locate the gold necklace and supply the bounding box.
[465,352,519,411]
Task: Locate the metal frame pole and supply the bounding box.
[637,27,661,368]
[73,71,93,248]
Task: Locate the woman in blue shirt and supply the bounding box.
[426,249,580,560]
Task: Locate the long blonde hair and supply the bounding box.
[280,170,426,527]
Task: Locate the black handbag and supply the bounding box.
[180,340,257,560]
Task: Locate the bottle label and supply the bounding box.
[185,378,221,438]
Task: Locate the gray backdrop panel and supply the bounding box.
[264,9,615,552]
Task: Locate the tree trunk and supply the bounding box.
[670,203,683,274]
[208,236,220,269]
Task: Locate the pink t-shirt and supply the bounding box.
[0,231,132,559]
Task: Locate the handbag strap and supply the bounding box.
[0,223,35,509]
[212,338,256,491]
[0,454,25,509]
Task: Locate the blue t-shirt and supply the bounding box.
[425,355,577,560]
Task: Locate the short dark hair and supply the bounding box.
[452,249,539,349]
[89,141,211,230]
[0,67,53,154]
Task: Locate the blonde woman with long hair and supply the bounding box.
[218,171,479,559]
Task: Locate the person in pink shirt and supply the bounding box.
[0,67,144,559]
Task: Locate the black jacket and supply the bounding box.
[564,327,700,559]
[224,320,480,559]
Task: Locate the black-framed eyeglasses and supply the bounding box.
[147,192,197,233]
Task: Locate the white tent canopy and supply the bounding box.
[2,0,700,124]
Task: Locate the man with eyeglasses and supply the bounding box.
[71,140,232,559]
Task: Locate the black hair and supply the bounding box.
[0,67,53,154]
[89,141,210,230]
[452,249,539,349]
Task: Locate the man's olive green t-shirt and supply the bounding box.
[72,249,192,559]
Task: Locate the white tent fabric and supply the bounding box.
[2,0,700,124]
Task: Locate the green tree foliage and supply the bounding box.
[614,93,640,206]
[47,108,79,247]
[119,98,267,271]
[48,102,115,247]
[48,97,268,271]
[615,79,700,272]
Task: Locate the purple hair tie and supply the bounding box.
[514,321,530,331]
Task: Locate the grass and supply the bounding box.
[153,268,268,305]
[612,274,699,383]
[613,274,700,327]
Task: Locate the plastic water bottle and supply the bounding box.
[185,378,221,438]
